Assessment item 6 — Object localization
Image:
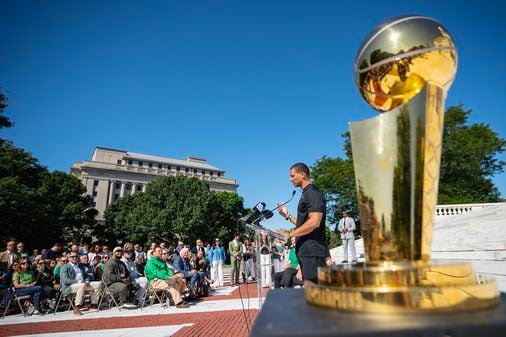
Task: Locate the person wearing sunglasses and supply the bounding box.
[12,258,44,315]
[59,254,103,315]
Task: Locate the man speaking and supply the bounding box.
[277,162,329,284]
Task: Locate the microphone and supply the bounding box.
[239,202,267,225]
[270,190,296,212]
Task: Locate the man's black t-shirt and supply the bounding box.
[295,184,328,257]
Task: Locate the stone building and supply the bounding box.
[71,147,238,220]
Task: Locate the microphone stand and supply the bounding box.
[245,222,288,310]
[242,191,297,310]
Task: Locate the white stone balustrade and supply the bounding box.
[435,203,503,216]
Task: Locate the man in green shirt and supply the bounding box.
[274,237,302,288]
[144,247,189,308]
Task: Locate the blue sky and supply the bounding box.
[1,1,505,231]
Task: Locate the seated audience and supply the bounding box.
[274,237,302,289]
[102,247,137,309]
[12,258,44,315]
[60,253,102,315]
[173,248,202,295]
[144,247,188,308]
[121,249,148,306]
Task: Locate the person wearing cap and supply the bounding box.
[144,247,189,308]
[102,247,138,309]
[121,249,147,306]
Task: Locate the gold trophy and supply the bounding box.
[305,15,500,313]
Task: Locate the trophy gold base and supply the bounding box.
[305,262,500,313]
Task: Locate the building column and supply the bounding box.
[108,181,115,205]
[131,183,137,195]
[142,184,146,192]
[120,181,126,198]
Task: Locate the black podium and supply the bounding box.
[251,289,506,337]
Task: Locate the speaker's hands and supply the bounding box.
[277,203,288,218]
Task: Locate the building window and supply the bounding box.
[177,167,180,172]
[117,159,122,165]
[115,182,121,189]
[185,167,189,173]
[149,162,153,168]
[139,161,143,167]
[137,185,143,192]
[94,180,99,187]
[91,201,96,207]
[193,168,197,173]
[92,191,97,197]
[158,163,162,169]
[114,193,119,200]
[128,160,133,165]
[218,172,221,177]
[210,171,214,176]
[126,184,131,190]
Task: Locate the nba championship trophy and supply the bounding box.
[305,15,500,313]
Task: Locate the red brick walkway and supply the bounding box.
[0,283,267,337]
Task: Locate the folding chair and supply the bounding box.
[140,280,170,310]
[53,290,76,315]
[1,287,33,318]
[97,280,121,311]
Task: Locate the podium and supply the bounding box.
[251,289,506,337]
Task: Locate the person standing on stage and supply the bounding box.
[337,210,357,263]
[277,162,329,284]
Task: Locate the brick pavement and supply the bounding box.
[0,281,267,337]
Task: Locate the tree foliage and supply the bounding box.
[0,88,13,134]
[0,143,96,249]
[102,176,246,248]
[311,105,505,235]
[439,105,506,203]
[0,89,95,249]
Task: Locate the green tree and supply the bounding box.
[439,104,506,203]
[100,194,139,247]
[0,144,95,248]
[38,171,97,244]
[214,191,246,246]
[311,105,506,235]
[0,88,13,132]
[107,176,223,248]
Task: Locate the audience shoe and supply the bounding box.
[26,305,35,316]
[87,304,99,310]
[351,260,357,263]
[176,301,190,308]
[341,260,348,263]
[73,307,82,316]
[120,303,138,310]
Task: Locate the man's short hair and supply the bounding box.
[290,162,310,178]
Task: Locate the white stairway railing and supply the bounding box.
[435,202,505,216]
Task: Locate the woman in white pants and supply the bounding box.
[259,231,272,288]
[209,238,226,287]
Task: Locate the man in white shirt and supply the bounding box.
[121,250,147,305]
[337,210,357,263]
[60,253,103,315]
